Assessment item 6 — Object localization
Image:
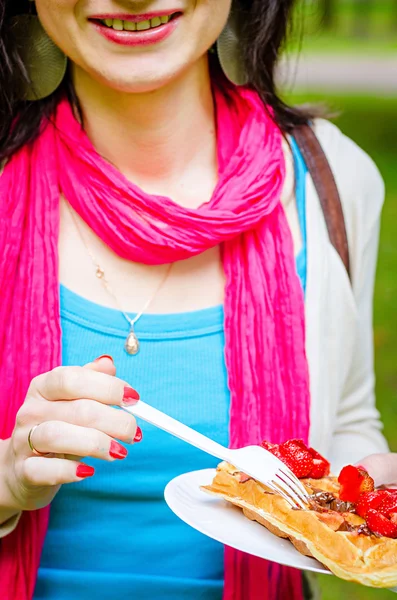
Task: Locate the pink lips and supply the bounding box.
[89,12,181,47]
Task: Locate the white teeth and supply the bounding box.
[136,19,151,30]
[112,19,123,30]
[100,16,173,31]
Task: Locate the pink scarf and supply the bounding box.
[0,82,310,599]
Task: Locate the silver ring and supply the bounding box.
[27,424,50,457]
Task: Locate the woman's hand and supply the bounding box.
[2,356,140,513]
[358,453,397,488]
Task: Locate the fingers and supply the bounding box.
[84,355,117,377]
[53,399,138,443]
[27,421,131,461]
[9,358,142,512]
[14,402,139,455]
[358,453,397,488]
[30,366,139,406]
[22,456,96,487]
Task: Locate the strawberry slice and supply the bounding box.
[338,465,375,503]
[279,439,314,479]
[391,514,397,525]
[260,440,278,452]
[366,509,397,538]
[260,440,284,460]
[260,439,330,480]
[286,439,308,450]
[308,448,330,479]
[355,491,390,518]
[377,494,397,518]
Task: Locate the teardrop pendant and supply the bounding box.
[125,327,140,355]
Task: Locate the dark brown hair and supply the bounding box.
[0,0,311,160]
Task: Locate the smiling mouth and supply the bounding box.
[91,13,181,32]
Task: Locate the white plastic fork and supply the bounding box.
[123,400,309,509]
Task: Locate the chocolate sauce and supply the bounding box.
[356,524,372,536]
[335,521,371,535]
[336,521,357,533]
[311,491,335,504]
[330,499,357,513]
[307,490,372,536]
[308,490,356,514]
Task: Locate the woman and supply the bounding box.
[0,0,389,599]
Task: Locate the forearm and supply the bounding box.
[0,439,22,526]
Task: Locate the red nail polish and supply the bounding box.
[94,355,114,363]
[134,426,143,443]
[76,465,95,479]
[123,386,140,405]
[109,440,128,459]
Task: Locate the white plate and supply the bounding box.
[165,468,330,575]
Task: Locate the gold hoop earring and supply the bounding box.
[8,6,67,101]
[217,4,248,86]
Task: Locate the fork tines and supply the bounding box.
[268,469,309,509]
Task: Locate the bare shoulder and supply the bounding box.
[313,118,385,243]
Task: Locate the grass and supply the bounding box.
[284,91,397,599]
[287,0,397,55]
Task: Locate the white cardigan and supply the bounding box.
[294,119,389,471]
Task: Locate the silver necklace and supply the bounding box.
[67,203,172,355]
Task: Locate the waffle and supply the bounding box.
[201,462,397,588]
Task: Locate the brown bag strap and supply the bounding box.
[292,124,351,281]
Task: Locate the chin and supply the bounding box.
[88,62,186,94]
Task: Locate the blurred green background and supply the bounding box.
[290,0,397,53]
[282,1,397,597]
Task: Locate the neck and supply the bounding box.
[72,57,218,188]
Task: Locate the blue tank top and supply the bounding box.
[34,141,307,600]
